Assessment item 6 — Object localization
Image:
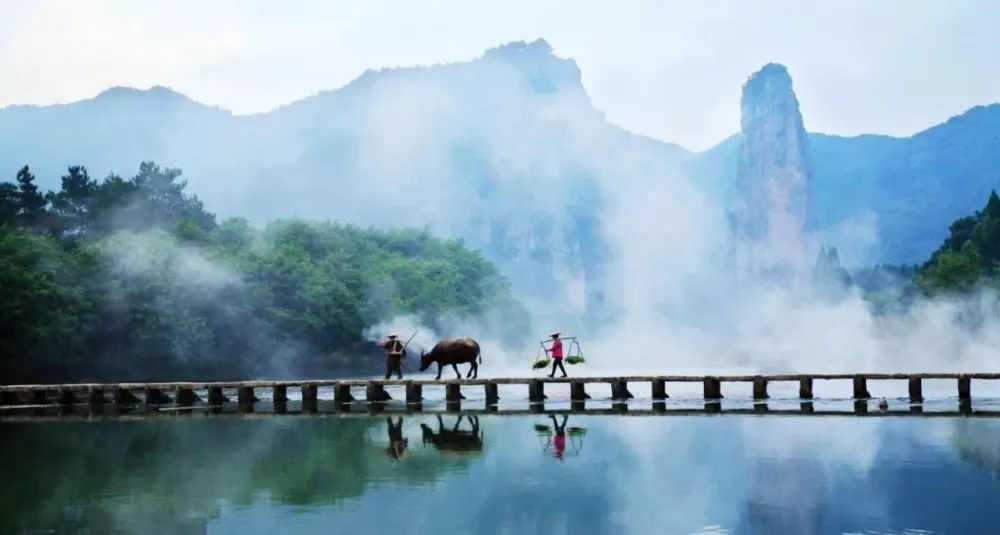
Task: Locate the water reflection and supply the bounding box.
[1,413,999,534]
[384,416,409,462]
[419,415,484,458]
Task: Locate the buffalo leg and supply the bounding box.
[436,363,443,381]
[452,363,461,379]
[469,362,478,379]
[437,414,445,433]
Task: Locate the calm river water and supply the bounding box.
[2,398,999,535]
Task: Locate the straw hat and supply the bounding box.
[550,332,561,338]
[387,334,398,339]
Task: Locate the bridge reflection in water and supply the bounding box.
[1,397,998,422]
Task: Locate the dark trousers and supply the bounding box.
[385,354,403,379]
[549,358,567,377]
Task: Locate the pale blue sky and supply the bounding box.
[1,0,997,151]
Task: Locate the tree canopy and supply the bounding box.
[0,162,529,384]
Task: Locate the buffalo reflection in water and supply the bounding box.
[419,415,485,458]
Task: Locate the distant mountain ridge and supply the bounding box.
[1,38,998,290]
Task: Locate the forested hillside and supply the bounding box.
[0,162,527,384]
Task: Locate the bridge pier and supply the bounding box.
[301,384,317,404]
[958,376,971,401]
[208,386,227,405]
[273,385,288,402]
[445,383,464,402]
[334,384,354,403]
[366,382,391,402]
[88,388,105,406]
[406,382,423,403]
[703,377,723,400]
[611,379,633,400]
[238,386,256,405]
[528,379,546,402]
[853,376,871,400]
[145,387,172,405]
[58,388,75,406]
[570,380,590,401]
[799,377,814,399]
[753,376,769,400]
[0,391,20,406]
[908,377,923,403]
[484,381,499,404]
[114,387,140,406]
[175,387,200,406]
[31,389,49,406]
[651,378,669,400]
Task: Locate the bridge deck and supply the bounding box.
[2,372,999,393]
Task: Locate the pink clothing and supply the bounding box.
[551,338,564,359]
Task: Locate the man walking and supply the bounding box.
[545,332,568,378]
[380,333,407,379]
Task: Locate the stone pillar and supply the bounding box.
[32,390,48,406]
[88,388,105,406]
[799,401,814,414]
[237,386,255,405]
[958,376,971,402]
[703,377,723,400]
[301,384,318,404]
[570,400,586,412]
[908,377,923,403]
[58,388,76,406]
[611,380,633,400]
[145,388,172,405]
[651,379,669,400]
[652,400,667,413]
[484,381,499,404]
[798,377,814,399]
[704,401,721,413]
[366,382,390,402]
[445,383,464,402]
[405,382,423,403]
[175,388,199,406]
[752,376,769,400]
[528,379,546,402]
[207,386,227,405]
[852,376,871,400]
[753,402,769,413]
[113,387,139,406]
[273,385,288,402]
[853,399,868,415]
[333,384,353,403]
[0,391,20,406]
[570,381,590,401]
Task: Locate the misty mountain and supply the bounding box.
[2,38,998,305]
[688,104,1000,266]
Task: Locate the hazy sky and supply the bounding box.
[1,0,997,151]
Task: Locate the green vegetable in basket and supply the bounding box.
[532,358,551,370]
[565,355,586,365]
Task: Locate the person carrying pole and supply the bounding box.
[545,332,568,378]
[380,333,407,379]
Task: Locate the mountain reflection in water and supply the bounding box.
[1,412,999,535]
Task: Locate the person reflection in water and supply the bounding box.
[385,417,409,462]
[549,414,568,461]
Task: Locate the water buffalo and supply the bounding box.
[420,415,484,457]
[418,337,482,380]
